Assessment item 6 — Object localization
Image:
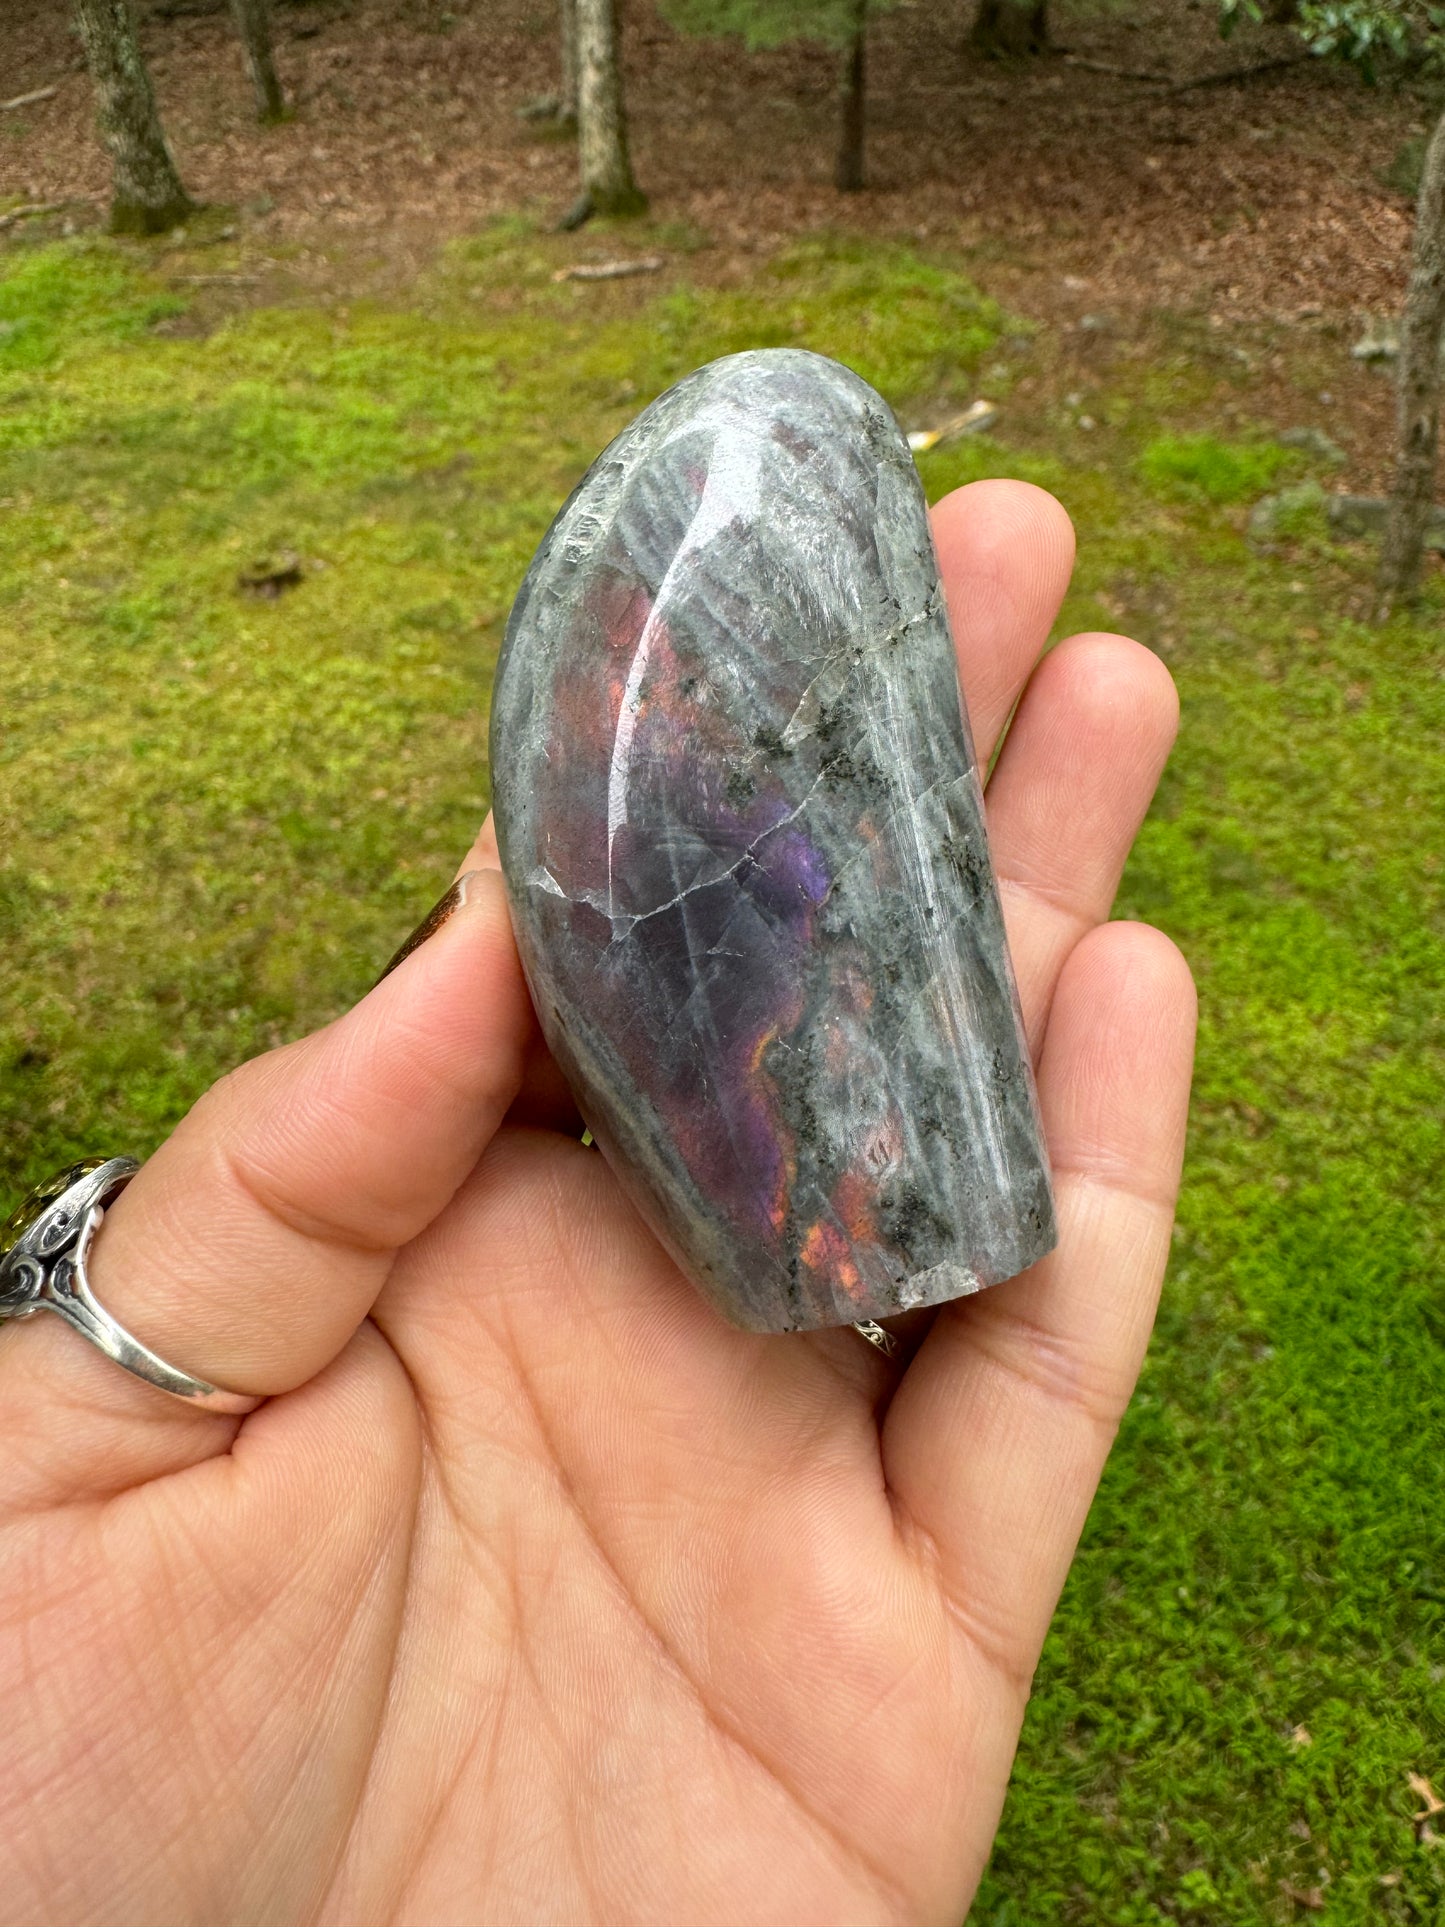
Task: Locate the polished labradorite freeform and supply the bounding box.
[490,348,1055,1332]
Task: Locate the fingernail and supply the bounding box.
[375,872,483,986]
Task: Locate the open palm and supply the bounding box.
[1,481,1194,1927]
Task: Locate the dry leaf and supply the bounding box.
[1409,1772,1445,1843]
[1291,1724,1313,1748]
[1279,1881,1325,1911]
[1408,1773,1444,1815]
[1379,1870,1403,1887]
[237,552,303,598]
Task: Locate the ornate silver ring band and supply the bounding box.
[0,1158,262,1416]
[853,1319,901,1360]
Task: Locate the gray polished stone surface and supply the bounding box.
[491,349,1055,1332]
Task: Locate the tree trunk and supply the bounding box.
[575,0,645,217]
[834,4,866,193]
[970,0,1049,57]
[73,0,192,234]
[559,0,578,127]
[228,0,285,123]
[1378,105,1445,615]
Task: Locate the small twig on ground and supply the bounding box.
[1157,53,1313,95]
[1,86,58,113]
[174,273,261,284]
[0,202,65,232]
[552,257,664,283]
[1061,55,1173,83]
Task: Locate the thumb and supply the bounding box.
[0,867,531,1470]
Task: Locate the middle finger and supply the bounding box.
[986,628,1180,1057]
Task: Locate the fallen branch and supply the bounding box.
[907,399,1001,451]
[552,256,664,283]
[1,85,58,113]
[0,202,65,232]
[1157,53,1313,95]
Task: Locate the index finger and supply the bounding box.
[930,478,1077,765]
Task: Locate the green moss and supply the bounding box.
[0,241,184,371]
[1139,431,1298,505]
[1,230,1441,1926]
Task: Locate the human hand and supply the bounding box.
[0,481,1194,1927]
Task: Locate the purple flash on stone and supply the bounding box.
[490,348,1056,1333]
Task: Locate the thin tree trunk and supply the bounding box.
[1378,105,1445,615]
[73,0,192,234]
[834,3,866,193]
[970,0,1049,57]
[560,0,578,127]
[228,0,285,123]
[575,0,645,218]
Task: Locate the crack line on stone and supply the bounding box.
[815,771,972,909]
[611,767,831,937]
[527,766,832,939]
[776,592,941,749]
[529,765,969,940]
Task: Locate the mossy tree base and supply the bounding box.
[591,185,649,218]
[970,0,1049,57]
[109,196,195,237]
[76,0,194,239]
[577,0,645,227]
[228,0,287,124]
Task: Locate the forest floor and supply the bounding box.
[0,0,1433,487]
[2,4,1443,1924]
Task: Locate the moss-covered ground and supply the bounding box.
[1,224,1441,1924]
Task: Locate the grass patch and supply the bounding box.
[1,228,1441,1925]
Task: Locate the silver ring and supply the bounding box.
[0,1158,262,1416]
[853,1319,901,1360]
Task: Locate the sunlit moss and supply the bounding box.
[1138,430,1299,505]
